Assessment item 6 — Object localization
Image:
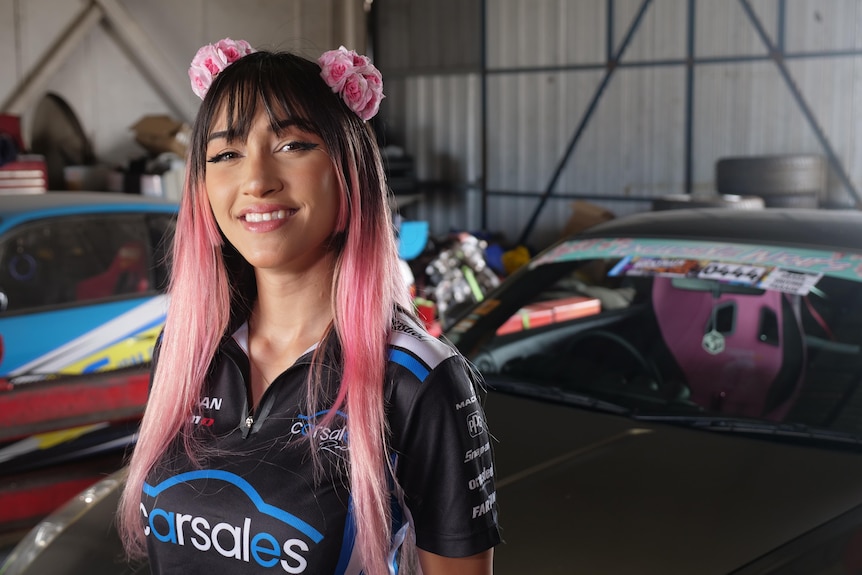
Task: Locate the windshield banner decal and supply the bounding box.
[535,238,862,282]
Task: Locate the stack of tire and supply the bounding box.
[651,193,764,211]
[715,154,827,209]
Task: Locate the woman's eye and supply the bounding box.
[280,141,318,153]
[206,151,240,163]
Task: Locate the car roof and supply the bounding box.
[0,192,177,215]
[577,207,862,251]
[0,192,178,234]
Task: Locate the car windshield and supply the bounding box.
[448,237,862,444]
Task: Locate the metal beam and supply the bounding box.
[739,0,860,206]
[1,3,103,115]
[480,0,488,231]
[3,0,195,125]
[95,0,196,123]
[684,0,695,194]
[517,0,653,246]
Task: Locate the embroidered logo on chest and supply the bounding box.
[289,410,349,455]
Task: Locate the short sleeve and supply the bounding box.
[387,354,501,557]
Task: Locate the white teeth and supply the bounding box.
[245,210,287,223]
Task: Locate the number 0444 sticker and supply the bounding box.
[697,262,767,285]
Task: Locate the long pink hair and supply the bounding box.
[118,51,411,575]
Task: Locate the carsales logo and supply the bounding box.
[142,470,323,573]
[290,410,348,455]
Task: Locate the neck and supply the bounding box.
[253,250,335,328]
[246,254,336,403]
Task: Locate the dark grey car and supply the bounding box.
[7,208,862,574]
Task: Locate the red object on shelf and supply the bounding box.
[497,296,601,335]
[414,299,444,337]
[0,114,25,152]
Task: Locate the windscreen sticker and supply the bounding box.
[610,256,702,278]
[697,262,769,286]
[609,255,819,295]
[757,268,823,295]
[534,238,862,282]
[610,256,768,284]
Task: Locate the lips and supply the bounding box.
[239,205,299,222]
[237,205,298,232]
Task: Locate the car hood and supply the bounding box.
[486,390,862,575]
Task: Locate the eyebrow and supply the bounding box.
[207,118,314,144]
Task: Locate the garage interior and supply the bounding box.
[3,0,862,569]
[3,0,862,251]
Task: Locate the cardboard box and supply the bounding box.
[561,200,615,238]
[131,115,191,158]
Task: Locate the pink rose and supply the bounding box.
[361,75,385,120]
[341,74,373,117]
[359,87,384,121]
[192,44,227,75]
[188,65,213,100]
[317,46,385,121]
[188,38,257,100]
[318,47,356,91]
[235,39,254,55]
[215,38,253,64]
[351,52,370,68]
[362,66,383,90]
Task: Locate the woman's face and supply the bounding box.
[204,108,341,273]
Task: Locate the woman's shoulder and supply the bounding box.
[388,309,460,379]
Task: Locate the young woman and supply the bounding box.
[117,40,500,575]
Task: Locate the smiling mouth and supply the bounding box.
[243,209,293,223]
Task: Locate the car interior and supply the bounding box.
[0,213,174,315]
[469,256,862,433]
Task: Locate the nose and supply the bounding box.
[240,149,283,198]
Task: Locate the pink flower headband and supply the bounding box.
[188,39,384,122]
[318,46,385,122]
[188,38,256,100]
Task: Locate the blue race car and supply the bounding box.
[0,192,176,383]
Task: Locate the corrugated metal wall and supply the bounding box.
[376,0,862,251]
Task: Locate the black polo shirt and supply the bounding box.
[142,311,500,574]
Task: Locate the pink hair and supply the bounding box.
[118,50,412,575]
[117,168,232,557]
[324,134,411,574]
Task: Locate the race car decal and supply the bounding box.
[608,255,824,296]
[3,295,168,382]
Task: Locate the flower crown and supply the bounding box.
[188,39,384,122]
[188,38,256,100]
[318,46,385,122]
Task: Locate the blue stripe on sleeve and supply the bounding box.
[388,348,430,381]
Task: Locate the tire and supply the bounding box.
[760,192,820,209]
[715,155,826,197]
[651,193,765,211]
